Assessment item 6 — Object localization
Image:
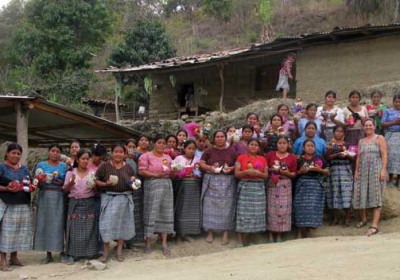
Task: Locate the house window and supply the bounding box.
[254,64,280,91]
[178,83,194,107]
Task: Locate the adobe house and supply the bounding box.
[97,24,400,120]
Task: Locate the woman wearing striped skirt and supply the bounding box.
[33,143,67,264]
[172,140,202,241]
[139,135,174,256]
[0,143,34,271]
[234,139,268,247]
[95,143,136,262]
[62,149,99,263]
[381,94,400,187]
[343,90,368,147]
[200,130,237,245]
[265,135,297,243]
[326,126,354,226]
[294,140,329,239]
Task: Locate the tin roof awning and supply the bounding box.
[0,95,142,147]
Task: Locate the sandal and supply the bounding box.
[144,246,152,254]
[366,226,379,236]
[355,220,367,228]
[61,255,74,265]
[98,255,109,263]
[162,247,171,256]
[9,258,24,266]
[41,255,54,264]
[116,255,125,262]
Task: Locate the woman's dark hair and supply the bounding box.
[226,126,236,132]
[305,121,317,130]
[241,124,254,133]
[305,103,317,111]
[183,139,196,149]
[76,149,91,160]
[370,89,383,98]
[270,113,283,124]
[325,90,337,99]
[153,134,166,143]
[138,135,150,142]
[124,139,136,147]
[393,93,400,102]
[7,143,22,154]
[333,125,346,133]
[247,139,260,147]
[176,129,188,138]
[277,104,289,113]
[70,139,81,147]
[4,143,23,161]
[276,134,289,144]
[213,130,227,139]
[49,143,62,153]
[246,112,259,121]
[92,143,107,157]
[166,134,178,144]
[111,143,125,153]
[302,139,315,148]
[349,90,361,99]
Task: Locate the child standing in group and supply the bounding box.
[276,52,296,99]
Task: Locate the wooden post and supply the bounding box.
[218,63,225,112]
[15,101,29,165]
[114,74,122,123]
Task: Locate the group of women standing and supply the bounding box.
[0,89,398,271]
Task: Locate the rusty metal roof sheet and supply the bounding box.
[96,23,400,75]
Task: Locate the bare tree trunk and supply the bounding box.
[394,0,400,22]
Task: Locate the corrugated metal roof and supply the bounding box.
[96,23,400,75]
[0,95,142,146]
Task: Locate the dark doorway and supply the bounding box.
[179,83,194,107]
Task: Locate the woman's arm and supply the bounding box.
[354,142,361,181]
[378,135,388,181]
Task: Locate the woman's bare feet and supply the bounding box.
[206,230,213,243]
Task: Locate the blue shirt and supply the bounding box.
[382,108,400,132]
[35,161,67,189]
[293,136,327,157]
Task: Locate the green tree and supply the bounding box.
[108,19,176,119]
[4,0,112,105]
[202,0,232,22]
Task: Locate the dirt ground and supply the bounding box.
[2,215,400,280]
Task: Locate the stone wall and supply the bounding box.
[296,36,400,104]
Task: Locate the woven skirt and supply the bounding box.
[345,129,364,147]
[267,177,292,232]
[201,174,236,231]
[294,176,325,228]
[99,192,135,242]
[33,189,65,252]
[326,160,353,209]
[174,179,201,235]
[66,197,98,258]
[0,200,31,253]
[143,179,174,238]
[235,180,266,233]
[386,131,400,175]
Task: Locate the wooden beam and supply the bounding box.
[29,123,83,132]
[15,101,29,165]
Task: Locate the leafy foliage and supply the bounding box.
[3,0,112,104]
[202,0,233,22]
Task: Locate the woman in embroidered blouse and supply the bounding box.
[33,143,67,264]
[62,149,98,262]
[200,130,237,245]
[95,143,136,262]
[0,143,34,271]
[294,140,329,239]
[235,139,268,247]
[366,89,387,135]
[265,135,297,242]
[381,93,400,187]
[172,139,202,241]
[342,90,369,147]
[316,90,345,142]
[139,135,174,256]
